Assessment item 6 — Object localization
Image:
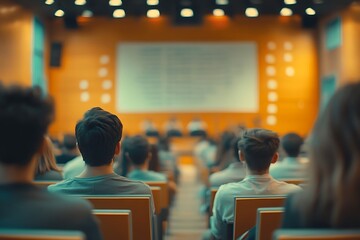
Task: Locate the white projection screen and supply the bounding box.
[116,43,258,113]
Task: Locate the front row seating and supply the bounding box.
[0,229,84,240]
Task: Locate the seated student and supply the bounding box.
[56,134,79,164]
[281,82,360,229]
[187,117,207,136]
[0,85,101,240]
[35,136,63,181]
[210,128,301,239]
[164,117,183,137]
[126,135,167,182]
[270,132,308,179]
[48,108,154,206]
[209,138,246,188]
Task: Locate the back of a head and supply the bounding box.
[237,128,279,172]
[75,107,123,167]
[63,134,77,150]
[0,84,54,166]
[125,135,150,166]
[304,81,360,227]
[281,133,303,157]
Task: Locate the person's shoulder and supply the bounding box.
[112,174,152,193]
[42,189,92,211]
[47,178,75,192]
[274,179,302,192]
[148,171,167,181]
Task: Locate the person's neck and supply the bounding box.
[0,161,36,185]
[78,164,114,178]
[247,169,269,176]
[133,164,148,171]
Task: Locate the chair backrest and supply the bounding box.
[281,179,306,185]
[145,181,169,211]
[233,195,286,240]
[256,207,284,240]
[93,209,132,240]
[0,229,84,240]
[209,188,218,217]
[83,195,152,240]
[273,229,360,240]
[150,186,162,215]
[33,181,60,188]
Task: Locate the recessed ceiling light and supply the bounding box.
[147,0,159,6]
[213,8,225,16]
[180,8,193,17]
[245,7,259,17]
[75,0,86,5]
[284,0,296,4]
[45,0,54,5]
[113,9,125,18]
[216,0,228,5]
[82,10,93,17]
[54,9,64,17]
[305,7,316,15]
[109,0,122,6]
[147,9,160,18]
[280,7,293,16]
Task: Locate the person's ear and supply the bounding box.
[271,152,279,164]
[239,150,245,162]
[114,142,121,155]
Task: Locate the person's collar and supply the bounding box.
[245,173,272,179]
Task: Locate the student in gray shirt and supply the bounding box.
[48,107,154,211]
[0,84,101,240]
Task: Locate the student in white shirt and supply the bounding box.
[270,133,309,179]
[210,128,301,239]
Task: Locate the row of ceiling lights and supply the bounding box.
[45,0,319,18]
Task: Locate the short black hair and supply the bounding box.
[125,135,150,166]
[75,107,123,166]
[281,133,303,157]
[0,84,54,166]
[237,128,279,172]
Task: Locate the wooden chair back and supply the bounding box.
[145,181,169,211]
[93,209,132,240]
[256,207,284,240]
[233,195,286,240]
[0,229,84,240]
[33,181,59,188]
[150,186,162,215]
[273,229,360,240]
[281,179,306,185]
[83,195,152,240]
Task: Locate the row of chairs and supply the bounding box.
[32,181,170,240]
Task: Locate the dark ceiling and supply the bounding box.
[10,0,357,25]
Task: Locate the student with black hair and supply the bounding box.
[210,129,301,239]
[0,85,101,240]
[270,133,308,179]
[49,108,154,208]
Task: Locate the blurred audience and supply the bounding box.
[56,134,79,165]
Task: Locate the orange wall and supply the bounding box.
[319,3,360,86]
[0,4,32,86]
[48,15,318,138]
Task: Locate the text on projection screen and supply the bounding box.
[116,43,258,113]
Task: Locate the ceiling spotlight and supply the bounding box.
[75,0,86,5]
[280,7,293,16]
[113,9,125,18]
[305,7,316,15]
[180,8,194,17]
[54,9,64,17]
[147,9,160,18]
[147,0,159,6]
[82,10,93,17]
[216,0,229,5]
[245,7,259,17]
[109,0,122,6]
[284,0,296,4]
[213,9,225,17]
[45,0,54,5]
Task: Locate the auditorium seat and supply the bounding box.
[93,209,132,240]
[273,229,360,240]
[0,229,84,240]
[82,195,153,240]
[255,207,284,240]
[208,187,218,227]
[233,195,286,240]
[281,179,306,185]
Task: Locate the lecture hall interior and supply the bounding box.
[0,0,360,239]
